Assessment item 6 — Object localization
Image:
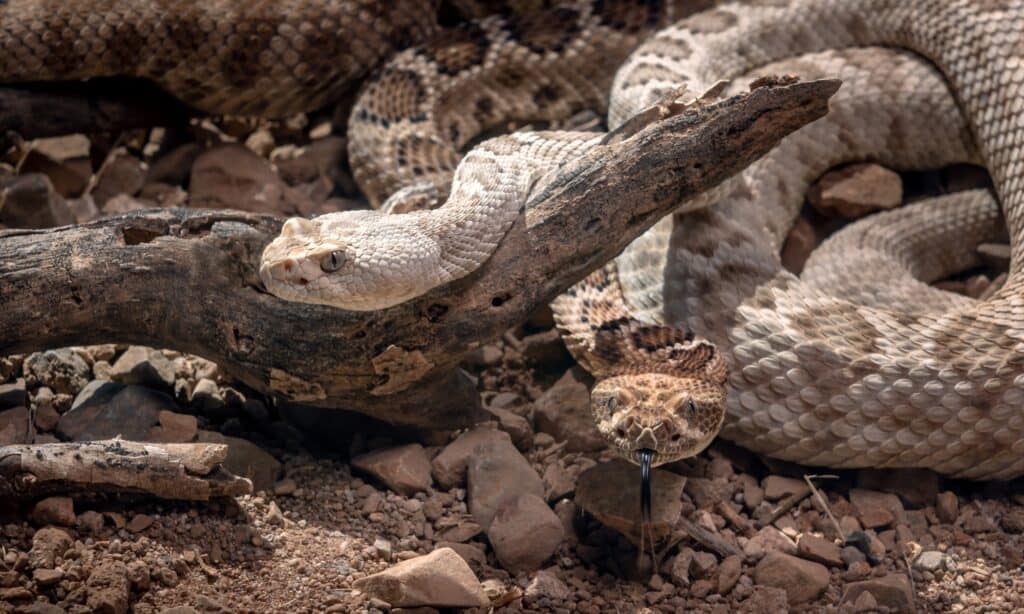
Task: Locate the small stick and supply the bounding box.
[803,474,844,539]
[677,516,740,558]
[766,490,811,524]
[716,500,756,538]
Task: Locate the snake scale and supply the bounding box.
[5,1,1024,479]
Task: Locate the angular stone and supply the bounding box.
[717,555,742,595]
[0,406,30,444]
[93,155,146,207]
[753,552,829,605]
[77,510,105,533]
[855,468,939,509]
[147,144,203,186]
[33,568,64,586]
[841,574,915,613]
[352,444,433,496]
[0,378,27,409]
[913,550,947,572]
[780,215,819,274]
[30,527,73,569]
[850,489,905,529]
[431,427,510,490]
[809,163,902,219]
[31,497,75,527]
[145,410,198,443]
[127,514,154,533]
[484,405,533,451]
[523,569,571,602]
[434,541,486,569]
[354,547,489,608]
[935,491,958,525]
[58,383,172,441]
[109,346,176,390]
[684,477,731,509]
[574,458,685,547]
[797,533,843,567]
[532,367,606,453]
[34,402,60,432]
[762,475,809,501]
[196,431,281,493]
[0,174,73,229]
[487,493,564,573]
[467,436,544,529]
[743,526,797,558]
[86,562,130,614]
[190,144,313,215]
[24,349,91,395]
[519,329,573,372]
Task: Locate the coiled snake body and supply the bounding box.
[6,1,1024,479]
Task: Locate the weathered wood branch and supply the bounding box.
[0,440,252,500]
[0,78,193,144]
[0,79,840,428]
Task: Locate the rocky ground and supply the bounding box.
[2,107,1023,614]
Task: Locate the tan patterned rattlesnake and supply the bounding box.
[5,1,1024,479]
[263,0,1024,481]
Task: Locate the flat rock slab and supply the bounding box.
[574,458,685,546]
[467,435,544,529]
[354,547,489,609]
[842,573,915,613]
[57,383,174,441]
[352,444,433,496]
[487,493,564,573]
[754,551,829,605]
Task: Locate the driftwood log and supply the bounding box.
[0,440,252,500]
[0,79,840,429]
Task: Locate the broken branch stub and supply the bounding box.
[0,79,840,428]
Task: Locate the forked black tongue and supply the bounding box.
[638,449,655,570]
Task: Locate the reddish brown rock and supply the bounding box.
[717,555,743,595]
[532,367,605,453]
[808,163,902,219]
[574,459,685,547]
[467,436,544,528]
[487,493,564,573]
[850,489,905,529]
[93,154,146,207]
[31,497,75,527]
[753,552,829,605]
[86,562,130,614]
[0,174,74,229]
[354,548,489,609]
[780,215,820,274]
[29,527,73,569]
[352,444,434,496]
[936,491,959,525]
[145,410,198,443]
[431,427,510,490]
[841,573,915,613]
[0,406,30,445]
[190,144,314,215]
[797,533,843,567]
[762,475,809,501]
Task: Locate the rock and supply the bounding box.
[266,501,285,526]
[542,462,575,502]
[850,489,905,529]
[93,155,146,207]
[1000,508,1024,534]
[159,608,201,614]
[487,493,564,572]
[717,555,743,595]
[753,552,829,605]
[856,468,939,509]
[58,383,172,441]
[147,144,203,186]
[273,478,298,496]
[77,510,105,533]
[780,215,820,274]
[484,405,533,451]
[0,174,73,228]
[190,144,313,215]
[145,410,198,443]
[808,163,902,219]
[841,574,915,613]
[519,329,574,372]
[354,547,489,609]
[434,522,482,543]
[30,527,73,569]
[34,401,60,432]
[109,346,176,390]
[86,562,130,614]
[67,194,101,223]
[24,349,91,395]
[31,497,75,527]
[274,136,348,189]
[434,541,486,568]
[523,569,571,602]
[0,406,30,444]
[0,378,27,408]
[196,432,281,493]
[744,586,790,612]
[978,242,1011,273]
[935,491,959,524]
[532,367,606,453]
[762,475,809,501]
[797,533,843,567]
[743,526,798,558]
[913,550,947,572]
[32,568,64,586]
[127,514,154,533]
[20,144,90,197]
[352,444,433,496]
[684,477,732,509]
[190,377,224,410]
[467,435,544,529]
[431,427,510,490]
[574,458,685,546]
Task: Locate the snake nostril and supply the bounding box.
[297,277,310,286]
[671,433,681,442]
[615,426,627,439]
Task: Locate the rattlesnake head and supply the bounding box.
[587,318,729,466]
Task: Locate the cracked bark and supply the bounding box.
[0,440,252,500]
[0,79,840,428]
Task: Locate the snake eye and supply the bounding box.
[320,250,345,272]
[607,396,618,411]
[685,399,697,418]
